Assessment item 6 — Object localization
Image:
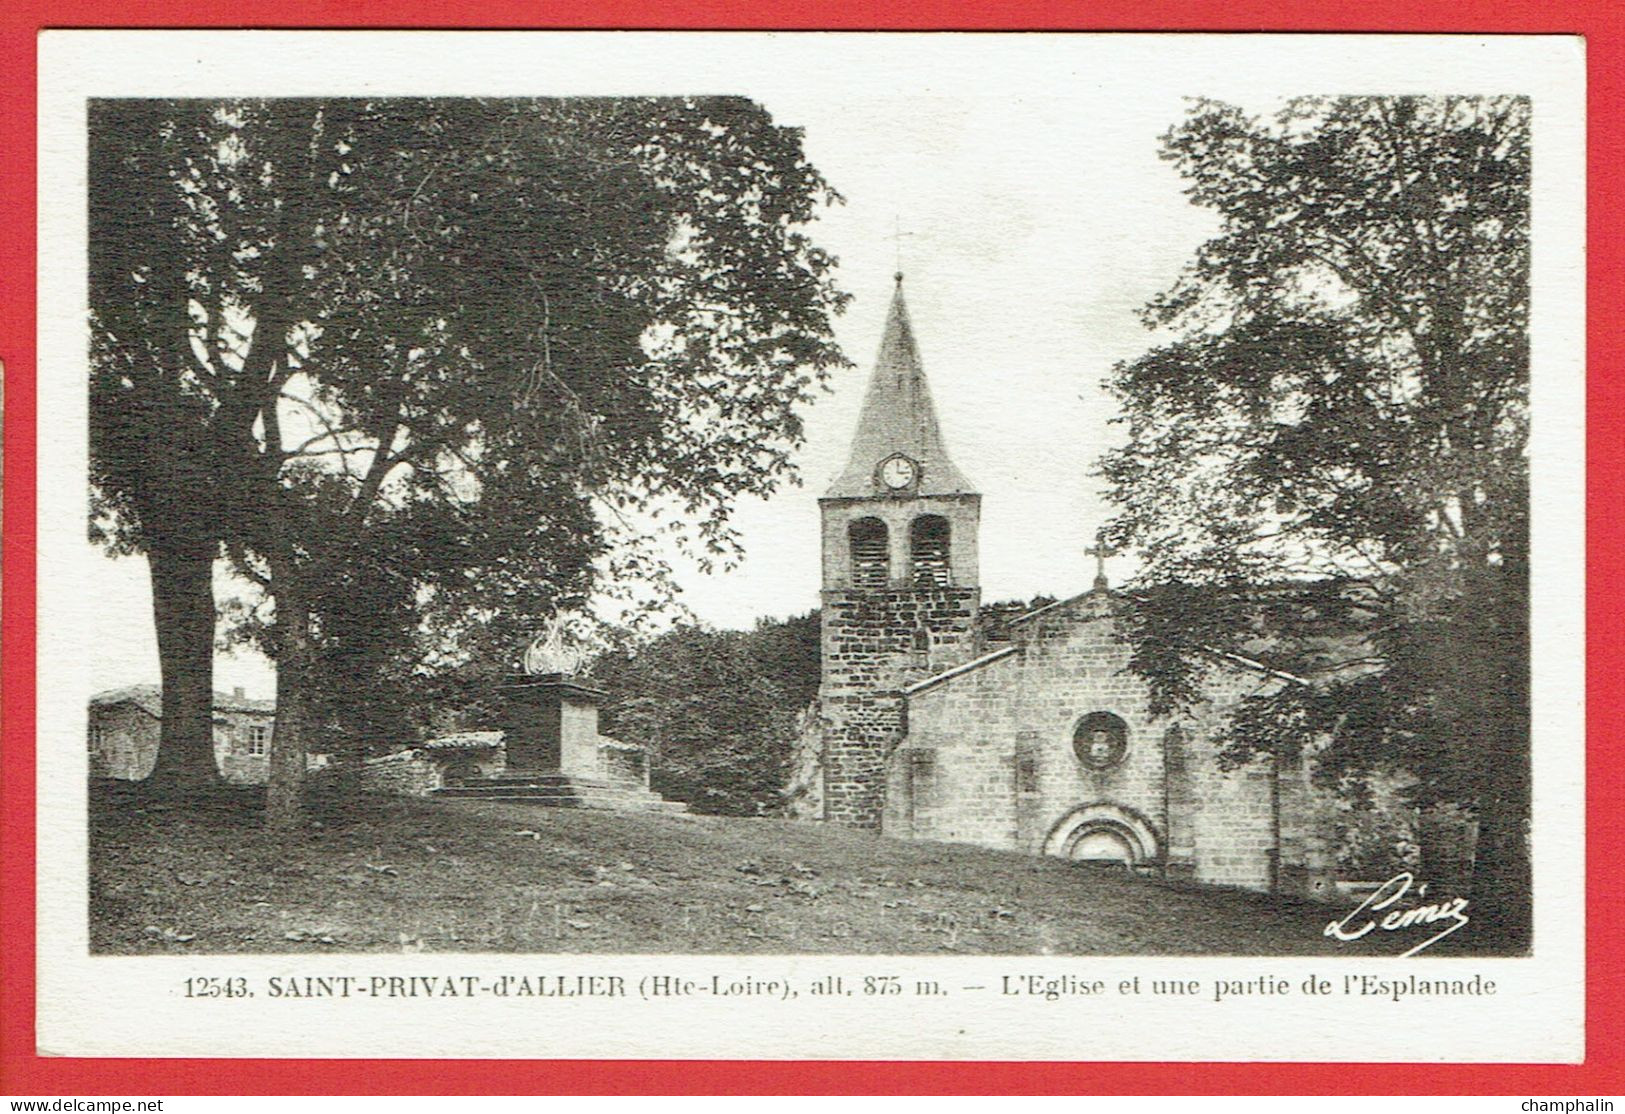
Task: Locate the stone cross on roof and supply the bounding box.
[888,217,915,274]
[1085,529,1118,592]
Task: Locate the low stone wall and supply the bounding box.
[599,740,649,790]
[362,733,660,798]
[216,751,268,786]
[360,750,445,797]
[90,703,160,780]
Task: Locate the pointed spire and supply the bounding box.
[825,276,976,498]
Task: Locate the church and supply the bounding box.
[803,275,1342,900]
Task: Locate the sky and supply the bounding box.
[84,78,1226,697]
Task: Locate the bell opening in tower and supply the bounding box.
[910,514,951,587]
[849,517,890,588]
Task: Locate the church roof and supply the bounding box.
[903,645,1021,696]
[824,276,977,499]
[903,593,1316,699]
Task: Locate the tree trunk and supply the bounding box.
[145,532,220,797]
[265,573,312,831]
[1456,544,1532,953]
[1470,788,1532,952]
[1466,638,1531,952]
[264,601,311,830]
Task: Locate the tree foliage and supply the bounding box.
[591,612,821,816]
[89,98,849,821]
[1102,96,1530,934]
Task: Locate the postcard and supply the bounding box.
[35,29,1585,1062]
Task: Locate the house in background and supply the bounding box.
[88,684,280,784]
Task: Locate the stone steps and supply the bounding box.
[433,773,687,814]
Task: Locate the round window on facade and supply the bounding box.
[1072,711,1129,770]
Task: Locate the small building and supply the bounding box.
[88,684,279,785]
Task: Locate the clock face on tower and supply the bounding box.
[879,454,919,490]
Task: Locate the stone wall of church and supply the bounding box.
[894,596,1170,856]
[890,593,1335,897]
[820,585,979,828]
[1152,660,1271,891]
[884,650,1023,845]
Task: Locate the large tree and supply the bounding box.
[89,98,849,824]
[91,99,245,793]
[1102,96,1530,944]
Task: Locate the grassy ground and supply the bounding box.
[91,782,1409,956]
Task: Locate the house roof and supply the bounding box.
[824,276,976,500]
[214,689,276,715]
[89,685,163,718]
[90,684,275,718]
[420,731,505,750]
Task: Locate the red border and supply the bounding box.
[3,3,1621,1096]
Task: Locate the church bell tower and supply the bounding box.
[818,275,981,828]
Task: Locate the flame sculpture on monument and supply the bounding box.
[521,616,588,678]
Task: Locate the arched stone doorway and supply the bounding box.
[1067,826,1137,866]
[1044,803,1161,870]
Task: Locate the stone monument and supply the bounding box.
[500,621,608,776]
[429,619,685,813]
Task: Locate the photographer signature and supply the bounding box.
[1323,871,1470,957]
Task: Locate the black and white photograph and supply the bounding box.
[37,31,1583,1062]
